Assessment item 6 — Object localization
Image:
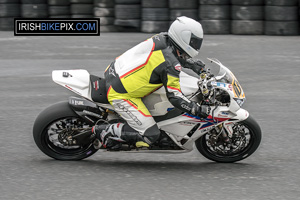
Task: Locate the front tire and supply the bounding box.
[33,101,98,160]
[195,115,262,163]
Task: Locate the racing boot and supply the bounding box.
[92,123,124,149]
[120,125,150,148]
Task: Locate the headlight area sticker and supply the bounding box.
[14,18,100,36]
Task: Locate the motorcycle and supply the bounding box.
[33,58,261,163]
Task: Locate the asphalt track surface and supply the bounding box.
[0,32,300,200]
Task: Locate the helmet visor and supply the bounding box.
[189,33,203,51]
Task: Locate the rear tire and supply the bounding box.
[33,101,98,160]
[196,115,262,163]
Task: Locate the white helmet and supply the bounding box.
[168,16,204,58]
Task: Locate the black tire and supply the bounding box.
[94,7,114,17]
[21,4,48,18]
[100,25,118,32]
[70,0,93,3]
[199,5,230,20]
[0,0,20,3]
[199,0,230,4]
[71,14,93,18]
[142,0,168,8]
[142,8,169,21]
[230,0,264,5]
[115,19,140,27]
[265,21,299,35]
[170,9,198,20]
[115,0,141,4]
[0,4,20,17]
[141,20,169,32]
[97,16,114,25]
[265,0,298,6]
[115,4,141,19]
[0,17,14,31]
[231,6,264,20]
[196,115,262,163]
[48,0,70,6]
[265,6,298,21]
[33,101,98,161]
[94,0,115,8]
[71,4,93,14]
[169,0,198,9]
[231,20,264,35]
[21,0,47,3]
[49,15,71,18]
[49,6,70,16]
[200,19,231,34]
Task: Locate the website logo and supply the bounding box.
[14,18,100,36]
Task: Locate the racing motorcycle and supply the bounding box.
[33,58,262,163]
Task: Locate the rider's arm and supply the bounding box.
[161,62,200,116]
[181,58,205,75]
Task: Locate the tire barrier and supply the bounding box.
[0,0,20,30]
[199,1,230,34]
[231,0,264,35]
[21,4,48,18]
[265,2,299,35]
[93,0,116,32]
[141,0,168,33]
[0,0,299,35]
[70,0,93,18]
[115,0,141,32]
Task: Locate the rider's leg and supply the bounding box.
[92,97,160,148]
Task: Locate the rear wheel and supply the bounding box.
[196,115,261,163]
[33,101,98,160]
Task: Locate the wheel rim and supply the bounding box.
[203,122,255,159]
[44,117,94,156]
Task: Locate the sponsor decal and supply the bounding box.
[14,18,100,36]
[174,63,182,71]
[109,67,116,77]
[200,125,215,134]
[70,99,84,106]
[181,104,191,111]
[62,72,72,78]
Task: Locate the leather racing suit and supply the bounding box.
[103,33,204,145]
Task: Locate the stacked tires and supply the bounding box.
[231,0,264,35]
[114,0,141,32]
[21,0,48,18]
[141,0,169,33]
[94,0,117,32]
[70,0,93,18]
[265,0,299,35]
[0,0,20,31]
[48,0,70,18]
[199,0,231,34]
[169,0,197,22]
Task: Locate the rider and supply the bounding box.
[92,16,210,149]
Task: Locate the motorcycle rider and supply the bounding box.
[92,16,210,149]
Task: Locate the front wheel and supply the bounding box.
[195,115,262,163]
[33,101,98,160]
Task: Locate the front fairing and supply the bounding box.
[209,58,246,108]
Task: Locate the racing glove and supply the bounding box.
[184,59,206,75]
[191,102,210,118]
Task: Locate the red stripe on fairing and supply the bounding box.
[167,86,181,93]
[65,85,73,90]
[119,42,156,79]
[183,113,230,123]
[123,99,152,117]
